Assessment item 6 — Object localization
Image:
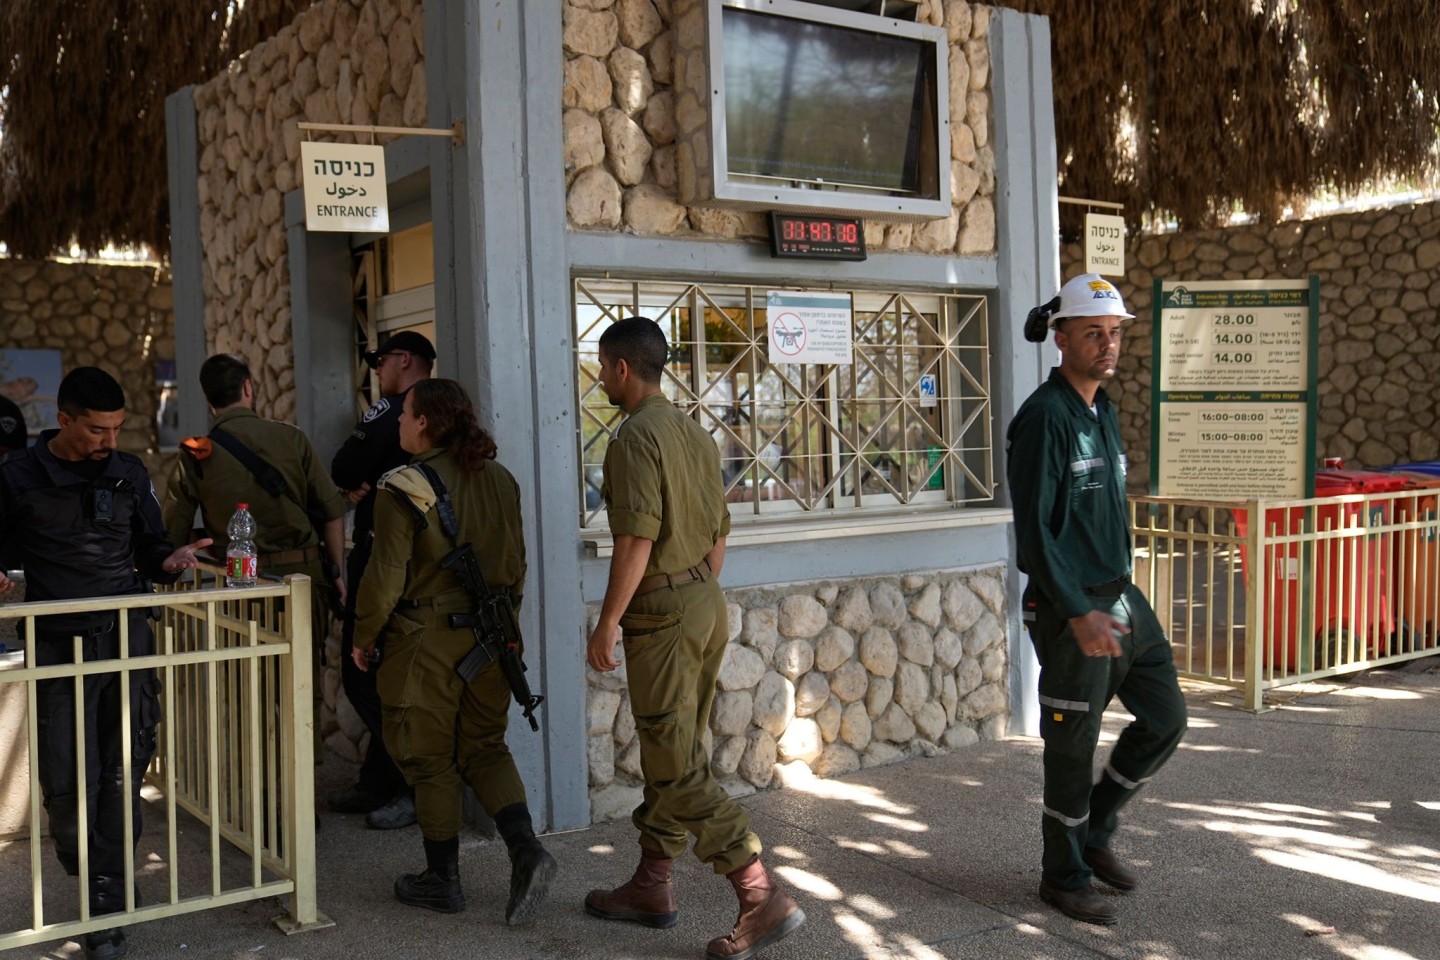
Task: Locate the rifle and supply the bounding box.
[441,543,545,731]
[398,461,543,732]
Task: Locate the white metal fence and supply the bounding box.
[0,569,329,952]
[1132,489,1440,710]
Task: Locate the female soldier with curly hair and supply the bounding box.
[352,378,556,924]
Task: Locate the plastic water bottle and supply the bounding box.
[225,503,258,588]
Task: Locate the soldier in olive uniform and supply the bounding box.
[1008,274,1188,926]
[163,355,348,683]
[584,317,804,960]
[351,378,556,924]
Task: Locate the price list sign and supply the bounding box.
[1150,277,1319,498]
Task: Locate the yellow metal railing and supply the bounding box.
[1132,490,1440,710]
[0,568,330,952]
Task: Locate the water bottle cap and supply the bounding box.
[236,502,249,510]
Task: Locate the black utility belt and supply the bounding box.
[36,618,118,640]
[1082,575,1130,599]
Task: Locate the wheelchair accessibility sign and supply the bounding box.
[919,373,938,408]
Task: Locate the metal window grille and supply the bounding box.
[574,277,994,529]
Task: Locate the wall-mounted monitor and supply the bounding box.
[682,0,951,221]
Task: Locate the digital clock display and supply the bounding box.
[769,213,867,261]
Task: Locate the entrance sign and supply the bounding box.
[301,142,389,233]
[1084,213,1125,276]
[1151,277,1319,499]
[766,291,853,365]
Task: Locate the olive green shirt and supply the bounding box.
[352,447,527,649]
[601,392,731,578]
[163,406,346,555]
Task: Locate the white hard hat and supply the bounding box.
[1050,273,1134,323]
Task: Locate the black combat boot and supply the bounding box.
[85,874,131,959]
[495,803,558,926]
[394,837,465,913]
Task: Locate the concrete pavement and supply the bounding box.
[23,662,1440,959]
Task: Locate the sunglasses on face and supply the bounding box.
[365,351,409,370]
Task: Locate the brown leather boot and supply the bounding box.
[584,850,678,929]
[705,857,806,960]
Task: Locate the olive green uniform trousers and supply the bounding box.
[376,605,527,840]
[622,575,761,875]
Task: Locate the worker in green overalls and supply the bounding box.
[1007,274,1188,925]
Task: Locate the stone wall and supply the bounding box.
[191,0,426,423]
[585,567,1009,823]
[0,258,174,471]
[563,0,997,254]
[1061,199,1440,488]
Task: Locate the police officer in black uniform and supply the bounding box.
[0,367,211,960]
[327,331,434,827]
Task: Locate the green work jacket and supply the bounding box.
[1006,368,1131,619]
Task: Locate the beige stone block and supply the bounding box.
[377,92,404,128]
[297,8,328,54]
[402,63,427,127]
[914,211,960,254]
[675,91,707,136]
[958,196,994,254]
[967,90,989,149]
[564,8,620,58]
[361,37,390,102]
[648,30,673,85]
[564,55,613,112]
[674,2,705,52]
[948,47,970,120]
[623,183,687,234]
[945,0,972,41]
[642,90,676,146]
[608,46,654,115]
[972,5,990,37]
[601,107,652,185]
[965,38,989,91]
[564,108,606,172]
[616,0,664,49]
[650,144,678,189]
[316,41,340,89]
[389,19,417,97]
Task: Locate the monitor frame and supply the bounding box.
[700,0,952,221]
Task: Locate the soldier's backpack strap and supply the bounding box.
[209,426,332,549]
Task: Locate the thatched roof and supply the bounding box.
[0,0,308,259]
[1,2,1437,256]
[1002,1,1440,235]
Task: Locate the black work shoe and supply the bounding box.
[506,844,558,926]
[367,792,417,830]
[394,867,465,913]
[83,927,128,960]
[1084,847,1138,891]
[327,784,384,814]
[1038,880,1117,925]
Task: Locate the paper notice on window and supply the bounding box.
[766,291,853,365]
